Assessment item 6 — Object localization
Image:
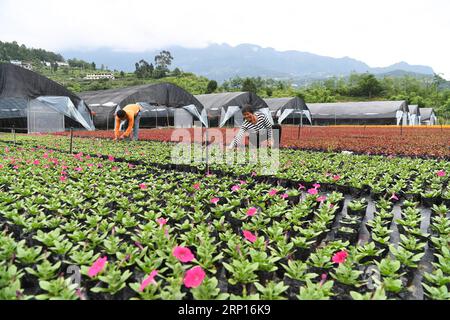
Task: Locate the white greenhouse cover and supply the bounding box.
[36,96,95,130]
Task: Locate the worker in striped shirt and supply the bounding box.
[229,104,281,149]
[114,104,143,141]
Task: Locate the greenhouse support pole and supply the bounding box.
[12,125,16,145]
[205,128,210,175]
[297,111,303,139]
[69,127,74,154]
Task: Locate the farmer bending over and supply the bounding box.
[114,104,143,141]
[229,104,281,149]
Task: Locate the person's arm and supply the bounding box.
[229,121,249,148]
[264,115,273,145]
[122,113,135,138]
[114,116,121,139]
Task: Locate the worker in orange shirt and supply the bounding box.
[114,104,143,141]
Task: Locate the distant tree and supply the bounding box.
[134,59,153,79]
[101,64,105,71]
[242,78,257,93]
[91,62,96,70]
[120,71,125,78]
[172,67,182,77]
[154,50,173,78]
[357,73,383,98]
[206,80,218,93]
[265,87,273,97]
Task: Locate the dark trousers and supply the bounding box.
[252,124,282,149]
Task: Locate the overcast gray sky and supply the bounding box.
[1,0,449,79]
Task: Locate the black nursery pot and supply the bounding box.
[421,196,438,207]
[257,270,274,285]
[288,195,300,205]
[293,248,311,262]
[400,267,416,286]
[283,276,303,300]
[359,255,382,264]
[336,230,359,245]
[332,283,356,300]
[347,207,367,218]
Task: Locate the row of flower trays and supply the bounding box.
[0,136,449,300]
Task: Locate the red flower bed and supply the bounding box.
[57,126,450,158]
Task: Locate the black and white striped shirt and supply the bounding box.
[230,111,273,147]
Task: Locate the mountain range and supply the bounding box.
[61,43,435,82]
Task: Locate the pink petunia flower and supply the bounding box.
[139,183,147,190]
[156,217,167,227]
[239,180,247,185]
[87,163,94,167]
[319,273,328,286]
[313,183,321,189]
[97,163,103,168]
[246,207,258,217]
[43,153,49,159]
[33,160,40,165]
[317,195,327,202]
[59,176,67,182]
[269,189,278,196]
[332,175,341,181]
[13,165,19,169]
[172,246,195,263]
[183,266,206,288]
[298,183,305,190]
[210,197,220,205]
[88,256,107,277]
[108,155,115,162]
[307,188,318,195]
[251,171,257,177]
[193,183,201,190]
[243,230,257,243]
[128,163,135,169]
[231,185,240,192]
[390,193,399,201]
[139,270,158,292]
[331,250,348,264]
[111,166,119,171]
[280,193,289,199]
[437,170,446,177]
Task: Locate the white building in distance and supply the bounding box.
[9,60,33,70]
[83,73,115,80]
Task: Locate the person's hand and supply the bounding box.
[119,135,126,140]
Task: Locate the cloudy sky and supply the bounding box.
[1,0,449,78]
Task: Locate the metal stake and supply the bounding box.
[69,127,74,153]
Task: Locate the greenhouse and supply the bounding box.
[264,97,311,125]
[195,92,270,127]
[408,105,421,125]
[80,83,208,129]
[307,101,409,125]
[0,63,95,133]
[420,108,437,125]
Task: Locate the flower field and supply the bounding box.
[0,134,449,300]
[59,126,450,159]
